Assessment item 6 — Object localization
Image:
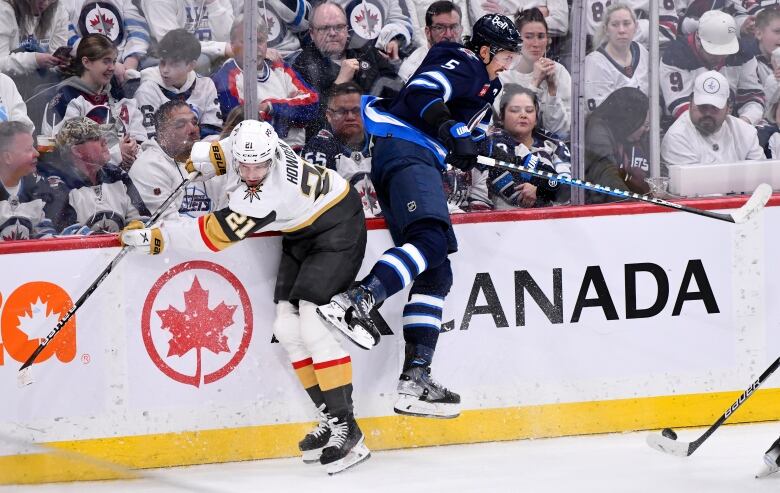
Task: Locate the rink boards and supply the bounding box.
[3,197,780,483]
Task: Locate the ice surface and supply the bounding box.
[4,421,780,493]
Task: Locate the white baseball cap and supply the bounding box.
[697,10,739,55]
[693,70,730,109]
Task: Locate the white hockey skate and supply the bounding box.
[756,438,780,478]
[320,414,371,475]
[317,287,380,350]
[394,366,461,419]
[299,404,331,464]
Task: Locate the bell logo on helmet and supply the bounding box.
[491,15,508,29]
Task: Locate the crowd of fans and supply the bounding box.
[0,0,778,241]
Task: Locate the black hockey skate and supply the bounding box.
[319,414,371,474]
[757,436,780,478]
[317,285,381,350]
[394,366,461,419]
[298,404,331,464]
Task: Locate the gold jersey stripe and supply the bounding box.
[313,360,352,391]
[198,214,235,252]
[293,363,318,389]
[282,182,349,233]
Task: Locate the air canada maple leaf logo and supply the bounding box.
[142,261,253,387]
[156,276,236,379]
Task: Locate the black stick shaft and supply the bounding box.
[685,356,780,454]
[18,172,198,371]
[477,156,737,223]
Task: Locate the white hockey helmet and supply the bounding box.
[230,120,279,166]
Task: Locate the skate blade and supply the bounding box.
[756,460,780,478]
[393,395,461,419]
[326,444,371,475]
[301,447,325,464]
[317,304,376,350]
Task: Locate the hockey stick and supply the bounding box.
[476,155,773,224]
[17,171,199,384]
[646,356,780,457]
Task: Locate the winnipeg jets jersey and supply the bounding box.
[36,162,150,233]
[336,0,416,51]
[660,34,764,123]
[211,58,318,148]
[301,129,380,217]
[66,0,150,61]
[173,137,351,252]
[584,42,649,112]
[0,0,69,76]
[363,41,500,168]
[140,0,233,59]
[0,176,56,240]
[134,67,222,138]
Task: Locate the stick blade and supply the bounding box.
[17,367,34,388]
[646,432,693,457]
[731,183,772,224]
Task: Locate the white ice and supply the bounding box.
[3,421,780,493]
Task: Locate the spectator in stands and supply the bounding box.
[0,121,56,240]
[213,16,317,149]
[65,0,150,80]
[677,0,751,37]
[219,104,243,138]
[399,1,463,83]
[487,84,570,208]
[37,117,149,233]
[302,82,380,217]
[585,0,678,49]
[229,0,311,60]
[662,71,765,166]
[584,4,649,112]
[498,8,571,138]
[42,34,146,170]
[751,6,780,102]
[292,1,401,138]
[134,29,222,139]
[0,72,34,130]
[0,0,69,78]
[130,100,225,220]
[758,86,780,158]
[585,86,650,203]
[660,10,764,125]
[470,0,569,39]
[140,0,233,70]
[334,0,418,59]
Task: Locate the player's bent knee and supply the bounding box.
[273,301,307,359]
[411,258,453,297]
[403,219,449,269]
[299,300,348,361]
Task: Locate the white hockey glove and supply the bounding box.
[120,220,166,255]
[185,141,227,180]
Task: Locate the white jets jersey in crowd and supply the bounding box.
[584,41,649,111]
[130,139,227,221]
[0,72,34,130]
[0,0,69,76]
[585,0,679,45]
[172,137,350,253]
[65,0,150,62]
[140,0,233,59]
[230,0,310,58]
[0,195,50,241]
[469,0,569,36]
[134,67,222,138]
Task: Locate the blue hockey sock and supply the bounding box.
[402,294,444,368]
[365,243,428,300]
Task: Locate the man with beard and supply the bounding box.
[129,100,225,220]
[399,1,464,83]
[302,82,379,217]
[662,70,765,166]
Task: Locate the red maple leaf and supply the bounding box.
[156,276,237,386]
[354,7,379,36]
[89,13,115,33]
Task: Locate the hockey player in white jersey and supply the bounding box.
[120,120,370,474]
[134,29,222,139]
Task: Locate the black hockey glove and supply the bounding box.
[438,120,478,171]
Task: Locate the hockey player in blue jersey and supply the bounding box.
[317,14,524,419]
